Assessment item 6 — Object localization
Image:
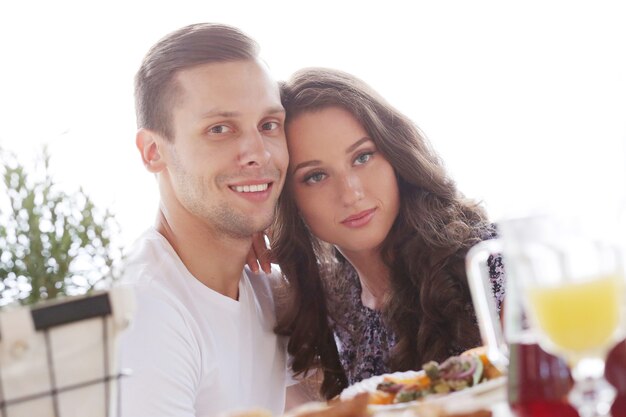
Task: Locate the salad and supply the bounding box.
[370,351,503,405]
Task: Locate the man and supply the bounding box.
[119,23,291,416]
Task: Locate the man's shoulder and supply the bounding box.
[121,228,178,286]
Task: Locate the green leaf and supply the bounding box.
[0,146,123,307]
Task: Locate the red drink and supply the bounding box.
[507,342,578,417]
[606,339,626,417]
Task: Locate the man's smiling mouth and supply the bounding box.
[230,183,270,193]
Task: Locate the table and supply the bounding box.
[444,384,513,417]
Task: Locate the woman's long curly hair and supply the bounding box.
[272,68,492,399]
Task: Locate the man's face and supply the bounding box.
[161,59,288,238]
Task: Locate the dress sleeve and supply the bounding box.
[486,254,506,315]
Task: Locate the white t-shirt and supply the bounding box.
[119,229,288,417]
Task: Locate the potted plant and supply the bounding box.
[0,147,134,417]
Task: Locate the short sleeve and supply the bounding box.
[119,289,203,417]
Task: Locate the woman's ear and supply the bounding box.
[136,128,166,173]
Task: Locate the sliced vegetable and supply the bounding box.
[423,361,440,381]
[471,355,485,386]
[394,389,422,403]
[376,381,403,394]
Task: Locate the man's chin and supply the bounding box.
[252,214,275,235]
[219,215,274,239]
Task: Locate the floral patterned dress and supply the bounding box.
[322,255,505,386]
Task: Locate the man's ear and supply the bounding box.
[136,128,167,173]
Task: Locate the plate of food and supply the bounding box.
[340,349,506,412]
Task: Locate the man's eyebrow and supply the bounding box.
[201,106,285,119]
[201,110,240,119]
[266,106,286,116]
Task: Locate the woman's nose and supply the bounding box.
[339,173,364,206]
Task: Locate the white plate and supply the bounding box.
[340,370,507,411]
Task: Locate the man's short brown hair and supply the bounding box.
[135,23,259,140]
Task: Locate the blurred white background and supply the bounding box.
[1,0,625,249]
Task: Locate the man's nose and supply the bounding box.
[339,173,364,206]
[238,129,271,167]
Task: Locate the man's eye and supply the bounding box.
[354,152,374,165]
[261,121,279,131]
[304,172,326,184]
[209,125,232,134]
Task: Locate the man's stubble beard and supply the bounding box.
[207,199,275,239]
[171,159,276,239]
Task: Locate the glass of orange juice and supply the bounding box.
[513,215,625,417]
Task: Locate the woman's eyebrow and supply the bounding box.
[345,137,372,154]
[292,137,373,174]
[292,160,321,174]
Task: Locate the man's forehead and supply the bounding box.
[175,58,276,86]
[170,60,283,119]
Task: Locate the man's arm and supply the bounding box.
[120,291,200,417]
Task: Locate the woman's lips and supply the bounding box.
[341,208,376,228]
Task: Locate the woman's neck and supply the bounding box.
[338,247,391,310]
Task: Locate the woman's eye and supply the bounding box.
[304,172,326,184]
[261,121,279,131]
[354,151,374,165]
[209,125,232,134]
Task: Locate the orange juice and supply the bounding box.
[527,274,623,355]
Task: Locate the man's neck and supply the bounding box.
[155,209,251,300]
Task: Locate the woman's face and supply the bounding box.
[286,106,400,255]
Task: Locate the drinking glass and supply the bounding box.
[514,214,625,417]
[467,217,577,417]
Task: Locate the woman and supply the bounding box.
[270,68,504,399]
